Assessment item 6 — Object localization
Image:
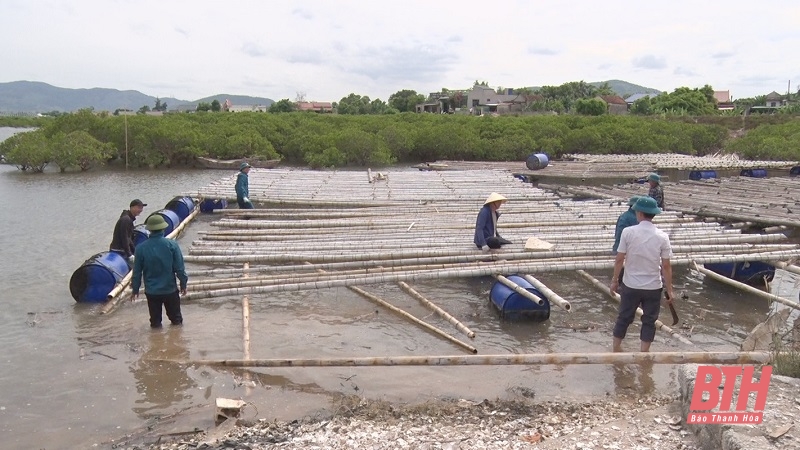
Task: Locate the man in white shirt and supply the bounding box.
[610,196,675,352]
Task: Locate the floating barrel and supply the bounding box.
[199,198,228,213]
[790,166,800,176]
[133,224,150,247]
[688,170,717,181]
[165,196,195,222]
[69,251,130,302]
[489,275,550,321]
[525,153,550,170]
[740,168,767,178]
[147,209,181,236]
[703,261,775,285]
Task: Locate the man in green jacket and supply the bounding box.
[132,214,189,328]
[235,162,254,209]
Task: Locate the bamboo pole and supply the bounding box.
[691,261,800,310]
[774,261,800,276]
[576,270,694,346]
[174,351,771,368]
[242,262,251,361]
[493,275,544,305]
[347,284,477,354]
[310,264,478,354]
[181,250,800,301]
[522,274,571,311]
[397,281,476,339]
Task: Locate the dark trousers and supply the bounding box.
[613,284,661,342]
[237,199,254,209]
[145,290,182,327]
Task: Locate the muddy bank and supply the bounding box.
[109,391,700,449]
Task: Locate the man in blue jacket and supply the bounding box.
[132,214,189,328]
[236,162,254,209]
[612,196,640,255]
[474,192,511,250]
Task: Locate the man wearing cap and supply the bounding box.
[647,173,664,209]
[474,193,512,250]
[236,162,254,209]
[612,196,640,256]
[110,199,147,264]
[132,214,188,328]
[610,196,674,352]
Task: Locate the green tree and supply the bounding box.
[2,131,51,172]
[650,87,717,115]
[137,105,151,114]
[51,130,113,172]
[337,93,373,114]
[211,99,221,112]
[154,98,168,112]
[574,98,607,116]
[388,89,425,113]
[269,99,296,113]
[629,97,653,115]
[196,102,211,112]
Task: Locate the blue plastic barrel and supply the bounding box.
[489,275,550,321]
[704,261,775,285]
[69,251,130,302]
[689,170,717,181]
[199,198,228,213]
[147,209,181,236]
[525,153,550,170]
[790,166,800,176]
[133,223,150,248]
[165,196,195,222]
[740,168,767,178]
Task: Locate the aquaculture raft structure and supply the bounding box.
[182,168,800,345]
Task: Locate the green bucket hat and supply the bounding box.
[239,162,252,171]
[647,173,661,183]
[627,195,641,206]
[145,214,169,231]
[632,196,662,215]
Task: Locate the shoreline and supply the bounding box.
[108,392,695,450]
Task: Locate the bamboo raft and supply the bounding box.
[174,168,800,359]
[414,154,798,181]
[541,175,800,228]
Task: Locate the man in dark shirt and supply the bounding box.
[110,199,147,263]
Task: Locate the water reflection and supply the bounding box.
[132,327,194,418]
[612,361,655,397]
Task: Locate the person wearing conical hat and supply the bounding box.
[132,214,189,328]
[610,196,674,353]
[646,173,664,209]
[235,162,254,209]
[474,193,512,250]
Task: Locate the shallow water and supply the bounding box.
[0,129,781,449]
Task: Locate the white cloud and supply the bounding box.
[0,0,798,101]
[632,55,668,70]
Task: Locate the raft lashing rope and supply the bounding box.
[69,196,197,302]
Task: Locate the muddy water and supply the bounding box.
[0,154,778,449]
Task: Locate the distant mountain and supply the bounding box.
[590,80,662,98]
[524,80,661,99]
[0,81,187,114]
[192,94,274,107]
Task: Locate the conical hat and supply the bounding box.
[484,193,507,205]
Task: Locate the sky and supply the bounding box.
[1,0,799,103]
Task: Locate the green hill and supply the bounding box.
[0,81,187,114]
[591,80,661,98]
[190,94,274,107]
